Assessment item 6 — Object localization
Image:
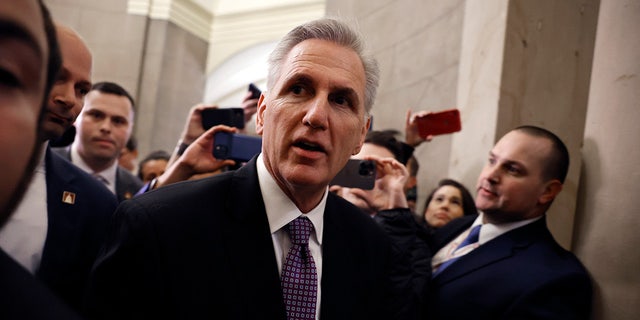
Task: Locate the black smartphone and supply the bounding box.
[330,159,376,190]
[201,108,245,130]
[248,83,262,99]
[213,131,262,162]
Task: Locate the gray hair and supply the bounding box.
[267,18,379,114]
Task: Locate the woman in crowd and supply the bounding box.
[421,179,477,233]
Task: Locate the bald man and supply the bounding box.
[0,22,118,313]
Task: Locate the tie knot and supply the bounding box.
[457,224,482,250]
[92,173,109,185]
[287,216,314,246]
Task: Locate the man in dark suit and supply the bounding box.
[0,1,83,318]
[0,20,118,314]
[86,18,407,320]
[53,82,143,202]
[426,126,592,319]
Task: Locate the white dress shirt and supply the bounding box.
[0,143,49,273]
[257,154,325,320]
[70,143,118,194]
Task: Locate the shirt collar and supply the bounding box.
[70,142,118,187]
[474,211,543,245]
[257,154,325,245]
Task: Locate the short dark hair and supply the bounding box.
[364,130,406,164]
[91,81,135,110]
[125,136,137,152]
[513,125,570,183]
[423,179,477,219]
[137,150,170,180]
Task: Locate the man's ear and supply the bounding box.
[255,94,266,135]
[352,116,371,155]
[539,179,563,205]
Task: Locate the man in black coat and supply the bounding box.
[86,18,406,320]
[427,126,592,319]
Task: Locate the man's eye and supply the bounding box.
[0,69,20,88]
[506,165,520,174]
[291,85,304,95]
[333,96,348,106]
[112,118,127,126]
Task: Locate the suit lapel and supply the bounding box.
[39,148,82,279]
[319,195,345,318]
[221,159,286,319]
[434,217,547,284]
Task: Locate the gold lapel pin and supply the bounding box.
[62,191,76,204]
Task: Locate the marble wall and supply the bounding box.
[327,0,466,216]
[45,0,208,158]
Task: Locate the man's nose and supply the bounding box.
[302,97,329,130]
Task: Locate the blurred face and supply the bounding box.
[75,90,133,169]
[40,26,92,140]
[118,147,138,172]
[0,0,48,216]
[341,143,395,211]
[424,185,464,228]
[256,39,369,211]
[139,159,168,183]
[475,130,556,224]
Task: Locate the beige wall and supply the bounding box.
[327,0,466,214]
[329,0,640,319]
[573,0,640,318]
[45,0,209,158]
[327,0,599,249]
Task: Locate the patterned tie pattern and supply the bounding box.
[281,216,317,320]
[433,224,482,277]
[92,172,109,185]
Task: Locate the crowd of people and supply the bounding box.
[0,2,592,319]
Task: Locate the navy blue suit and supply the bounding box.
[51,146,143,202]
[86,157,398,320]
[426,214,592,319]
[0,249,82,320]
[36,147,118,311]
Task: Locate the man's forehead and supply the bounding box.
[493,131,551,163]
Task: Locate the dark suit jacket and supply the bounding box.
[1,248,82,319]
[86,157,396,320]
[426,214,592,320]
[36,147,118,312]
[51,146,143,202]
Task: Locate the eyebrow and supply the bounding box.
[0,19,44,61]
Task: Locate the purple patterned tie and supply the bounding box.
[281,216,317,320]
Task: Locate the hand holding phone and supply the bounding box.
[213,132,262,162]
[330,159,376,190]
[415,109,462,138]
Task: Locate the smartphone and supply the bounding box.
[213,131,262,162]
[201,108,245,130]
[330,159,376,190]
[415,109,462,138]
[248,83,262,99]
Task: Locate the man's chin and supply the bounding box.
[41,122,66,141]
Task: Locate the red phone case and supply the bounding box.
[416,109,462,138]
